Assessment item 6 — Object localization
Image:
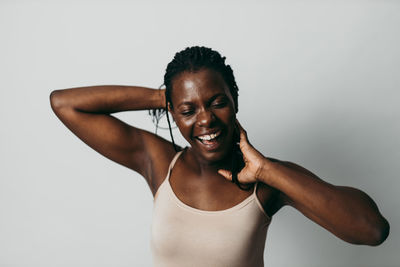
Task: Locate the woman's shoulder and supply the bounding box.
[143,135,184,196]
[257,178,287,218]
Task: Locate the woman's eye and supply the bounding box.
[181,110,194,116]
[212,101,227,108]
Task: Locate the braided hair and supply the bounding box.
[149,46,251,191]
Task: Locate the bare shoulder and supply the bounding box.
[139,129,183,196]
[256,181,287,218]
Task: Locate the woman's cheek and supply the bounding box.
[215,108,235,123]
[176,117,196,137]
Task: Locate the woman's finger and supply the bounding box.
[218,169,233,181]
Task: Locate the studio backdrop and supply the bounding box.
[0,1,398,266]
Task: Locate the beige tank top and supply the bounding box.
[151,149,271,267]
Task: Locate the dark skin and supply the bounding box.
[167,69,272,211]
[50,68,389,247]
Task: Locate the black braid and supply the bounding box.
[149,46,251,191]
[165,95,179,152]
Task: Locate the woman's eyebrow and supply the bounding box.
[177,101,193,108]
[207,93,227,104]
[177,93,227,108]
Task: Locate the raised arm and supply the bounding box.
[50,85,177,194]
[218,120,390,246]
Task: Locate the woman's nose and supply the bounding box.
[196,109,215,127]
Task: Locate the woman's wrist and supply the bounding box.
[155,89,166,108]
[122,86,165,110]
[255,157,275,184]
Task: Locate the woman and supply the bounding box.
[50,46,389,266]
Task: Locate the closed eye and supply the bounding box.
[212,101,227,108]
[180,109,195,116]
[211,98,228,108]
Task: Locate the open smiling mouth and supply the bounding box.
[195,130,223,149]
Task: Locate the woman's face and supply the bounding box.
[169,68,236,164]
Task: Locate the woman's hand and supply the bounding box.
[218,120,268,184]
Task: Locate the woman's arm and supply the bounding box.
[258,159,389,246]
[218,120,390,246]
[50,85,176,190]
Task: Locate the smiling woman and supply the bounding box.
[50,46,389,267]
[155,47,248,190]
[169,69,236,163]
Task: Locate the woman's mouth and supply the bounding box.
[195,130,223,149]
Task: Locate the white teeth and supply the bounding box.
[198,131,221,141]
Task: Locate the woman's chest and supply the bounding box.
[169,169,277,216]
[151,181,270,267]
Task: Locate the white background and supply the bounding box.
[1,0,399,266]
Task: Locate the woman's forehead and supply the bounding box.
[171,69,231,102]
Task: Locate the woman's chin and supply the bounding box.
[191,138,233,165]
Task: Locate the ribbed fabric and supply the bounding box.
[151,150,271,267]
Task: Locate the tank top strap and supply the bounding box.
[253,181,259,195]
[167,147,186,177]
[154,148,187,200]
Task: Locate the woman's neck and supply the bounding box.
[184,146,236,175]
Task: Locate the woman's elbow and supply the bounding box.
[50,89,71,111]
[344,215,390,246]
[366,217,390,246]
[50,90,63,110]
